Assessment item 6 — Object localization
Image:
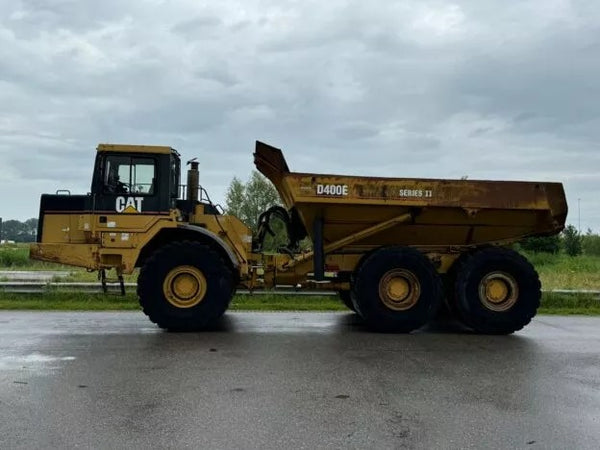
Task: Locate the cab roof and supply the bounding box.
[96,143,176,155]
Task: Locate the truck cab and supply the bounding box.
[90,144,180,215]
[36,144,180,244]
[33,144,249,278]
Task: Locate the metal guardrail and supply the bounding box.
[0,282,599,298]
[0,282,338,296]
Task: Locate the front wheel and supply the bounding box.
[137,241,233,331]
[451,247,541,334]
[338,290,356,312]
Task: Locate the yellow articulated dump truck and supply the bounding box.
[30,141,567,334]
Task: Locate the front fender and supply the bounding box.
[177,224,240,269]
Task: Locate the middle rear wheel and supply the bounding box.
[353,246,443,333]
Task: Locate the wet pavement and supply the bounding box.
[0,312,599,449]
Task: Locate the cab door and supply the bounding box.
[94,153,164,215]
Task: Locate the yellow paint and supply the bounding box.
[122,205,138,213]
[478,272,519,312]
[97,144,173,154]
[163,265,207,308]
[485,279,509,303]
[387,277,410,301]
[378,269,421,311]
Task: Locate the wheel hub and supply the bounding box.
[388,277,410,301]
[163,265,207,308]
[379,269,420,311]
[478,271,518,312]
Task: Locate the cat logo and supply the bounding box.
[116,197,143,213]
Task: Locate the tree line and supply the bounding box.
[520,226,600,256]
[224,171,292,252]
[0,218,38,243]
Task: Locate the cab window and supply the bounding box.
[104,156,156,195]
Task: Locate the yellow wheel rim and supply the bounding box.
[379,269,420,311]
[163,265,207,308]
[478,271,518,312]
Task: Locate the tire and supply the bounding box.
[352,246,443,333]
[442,253,470,319]
[137,241,233,331]
[451,247,540,334]
[338,290,356,312]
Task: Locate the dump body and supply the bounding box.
[255,142,567,251]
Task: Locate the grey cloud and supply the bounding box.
[334,124,379,140]
[171,16,223,37]
[194,66,239,87]
[5,0,129,36]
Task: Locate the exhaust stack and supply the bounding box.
[187,158,199,204]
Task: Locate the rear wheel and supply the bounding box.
[451,247,540,334]
[138,241,233,331]
[352,247,443,333]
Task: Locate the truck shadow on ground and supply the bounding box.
[335,312,484,335]
[183,311,510,336]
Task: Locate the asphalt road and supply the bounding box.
[1,312,599,450]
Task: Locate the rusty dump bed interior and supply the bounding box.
[254,141,568,250]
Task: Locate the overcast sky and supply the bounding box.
[1,0,598,231]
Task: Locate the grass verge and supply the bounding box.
[0,292,345,312]
[524,252,600,290]
[0,291,597,315]
[537,292,600,315]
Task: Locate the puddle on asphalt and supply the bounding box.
[0,353,76,371]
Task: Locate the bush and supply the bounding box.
[562,225,582,256]
[582,232,600,256]
[519,235,561,254]
[522,251,557,267]
[0,246,30,267]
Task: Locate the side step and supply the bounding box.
[99,269,125,296]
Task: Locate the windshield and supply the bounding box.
[103,155,156,195]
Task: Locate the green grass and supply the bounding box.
[0,292,140,310]
[0,291,597,315]
[0,245,31,268]
[0,244,71,270]
[538,292,600,315]
[0,292,345,311]
[523,252,600,290]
